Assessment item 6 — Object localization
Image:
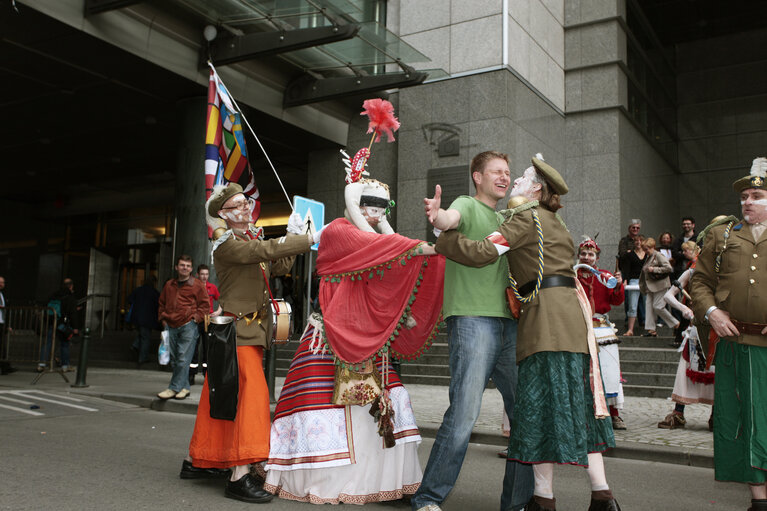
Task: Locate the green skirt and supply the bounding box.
[714,340,767,483]
[507,351,615,466]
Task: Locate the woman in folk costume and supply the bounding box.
[575,237,627,431]
[657,239,715,430]
[264,100,445,504]
[432,155,619,511]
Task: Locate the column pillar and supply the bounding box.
[173,97,210,273]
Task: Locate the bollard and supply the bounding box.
[72,327,90,388]
[266,344,277,404]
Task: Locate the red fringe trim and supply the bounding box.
[686,368,715,384]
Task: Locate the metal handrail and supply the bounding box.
[80,293,111,339]
[5,305,70,384]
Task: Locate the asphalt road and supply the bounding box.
[0,393,750,510]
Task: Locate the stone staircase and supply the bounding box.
[273,329,681,398]
[619,332,679,398]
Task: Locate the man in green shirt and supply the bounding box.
[412,152,533,511]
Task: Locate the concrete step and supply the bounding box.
[622,371,676,387]
[623,384,673,398]
[400,374,451,386]
[619,347,681,363]
[618,336,677,348]
[398,363,452,377]
[620,360,679,374]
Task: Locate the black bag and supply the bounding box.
[206,316,239,421]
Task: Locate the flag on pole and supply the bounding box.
[204,65,260,235]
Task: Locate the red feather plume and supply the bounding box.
[361,98,400,143]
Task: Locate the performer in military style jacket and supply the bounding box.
[434,156,619,511]
[181,183,319,504]
[691,157,767,511]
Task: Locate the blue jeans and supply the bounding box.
[168,321,197,392]
[412,316,533,510]
[39,329,70,367]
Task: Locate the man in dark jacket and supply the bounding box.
[128,276,160,365]
[37,278,80,372]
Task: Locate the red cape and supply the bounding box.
[316,219,444,364]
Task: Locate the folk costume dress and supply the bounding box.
[264,218,445,504]
[577,268,626,410]
[436,202,615,467]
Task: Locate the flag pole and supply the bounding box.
[207,62,294,211]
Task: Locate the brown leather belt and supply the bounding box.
[518,275,576,297]
[731,319,767,336]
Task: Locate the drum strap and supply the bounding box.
[259,262,281,322]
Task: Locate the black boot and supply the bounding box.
[179,459,229,479]
[225,473,274,503]
[525,496,556,510]
[749,498,767,511]
[588,490,621,511]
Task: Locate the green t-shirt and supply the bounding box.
[442,196,512,319]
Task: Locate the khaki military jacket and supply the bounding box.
[436,207,588,363]
[214,232,312,348]
[691,220,767,348]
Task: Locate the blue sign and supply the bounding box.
[293,196,325,251]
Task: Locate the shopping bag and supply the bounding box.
[158,328,170,365]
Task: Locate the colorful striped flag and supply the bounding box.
[204,66,260,235]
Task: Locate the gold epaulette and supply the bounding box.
[212,227,228,240]
[500,199,539,220]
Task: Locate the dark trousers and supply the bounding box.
[132,326,153,364]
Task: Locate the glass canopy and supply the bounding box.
[174,0,439,79]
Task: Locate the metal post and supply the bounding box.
[100,296,106,339]
[266,344,277,404]
[72,327,90,388]
[305,253,313,326]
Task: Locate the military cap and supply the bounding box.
[532,154,568,195]
[207,183,244,217]
[733,157,767,193]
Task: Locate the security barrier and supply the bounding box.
[5,305,71,384]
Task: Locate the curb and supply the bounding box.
[86,391,715,469]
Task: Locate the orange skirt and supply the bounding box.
[189,345,270,468]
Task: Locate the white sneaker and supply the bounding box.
[157,389,177,399]
[174,389,190,400]
[416,505,442,511]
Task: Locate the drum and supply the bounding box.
[270,299,292,345]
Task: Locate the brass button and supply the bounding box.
[752,266,757,271]
[750,279,756,284]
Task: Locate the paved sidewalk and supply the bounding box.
[0,366,713,467]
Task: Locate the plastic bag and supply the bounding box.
[158,328,170,365]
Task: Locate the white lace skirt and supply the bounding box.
[264,386,422,504]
